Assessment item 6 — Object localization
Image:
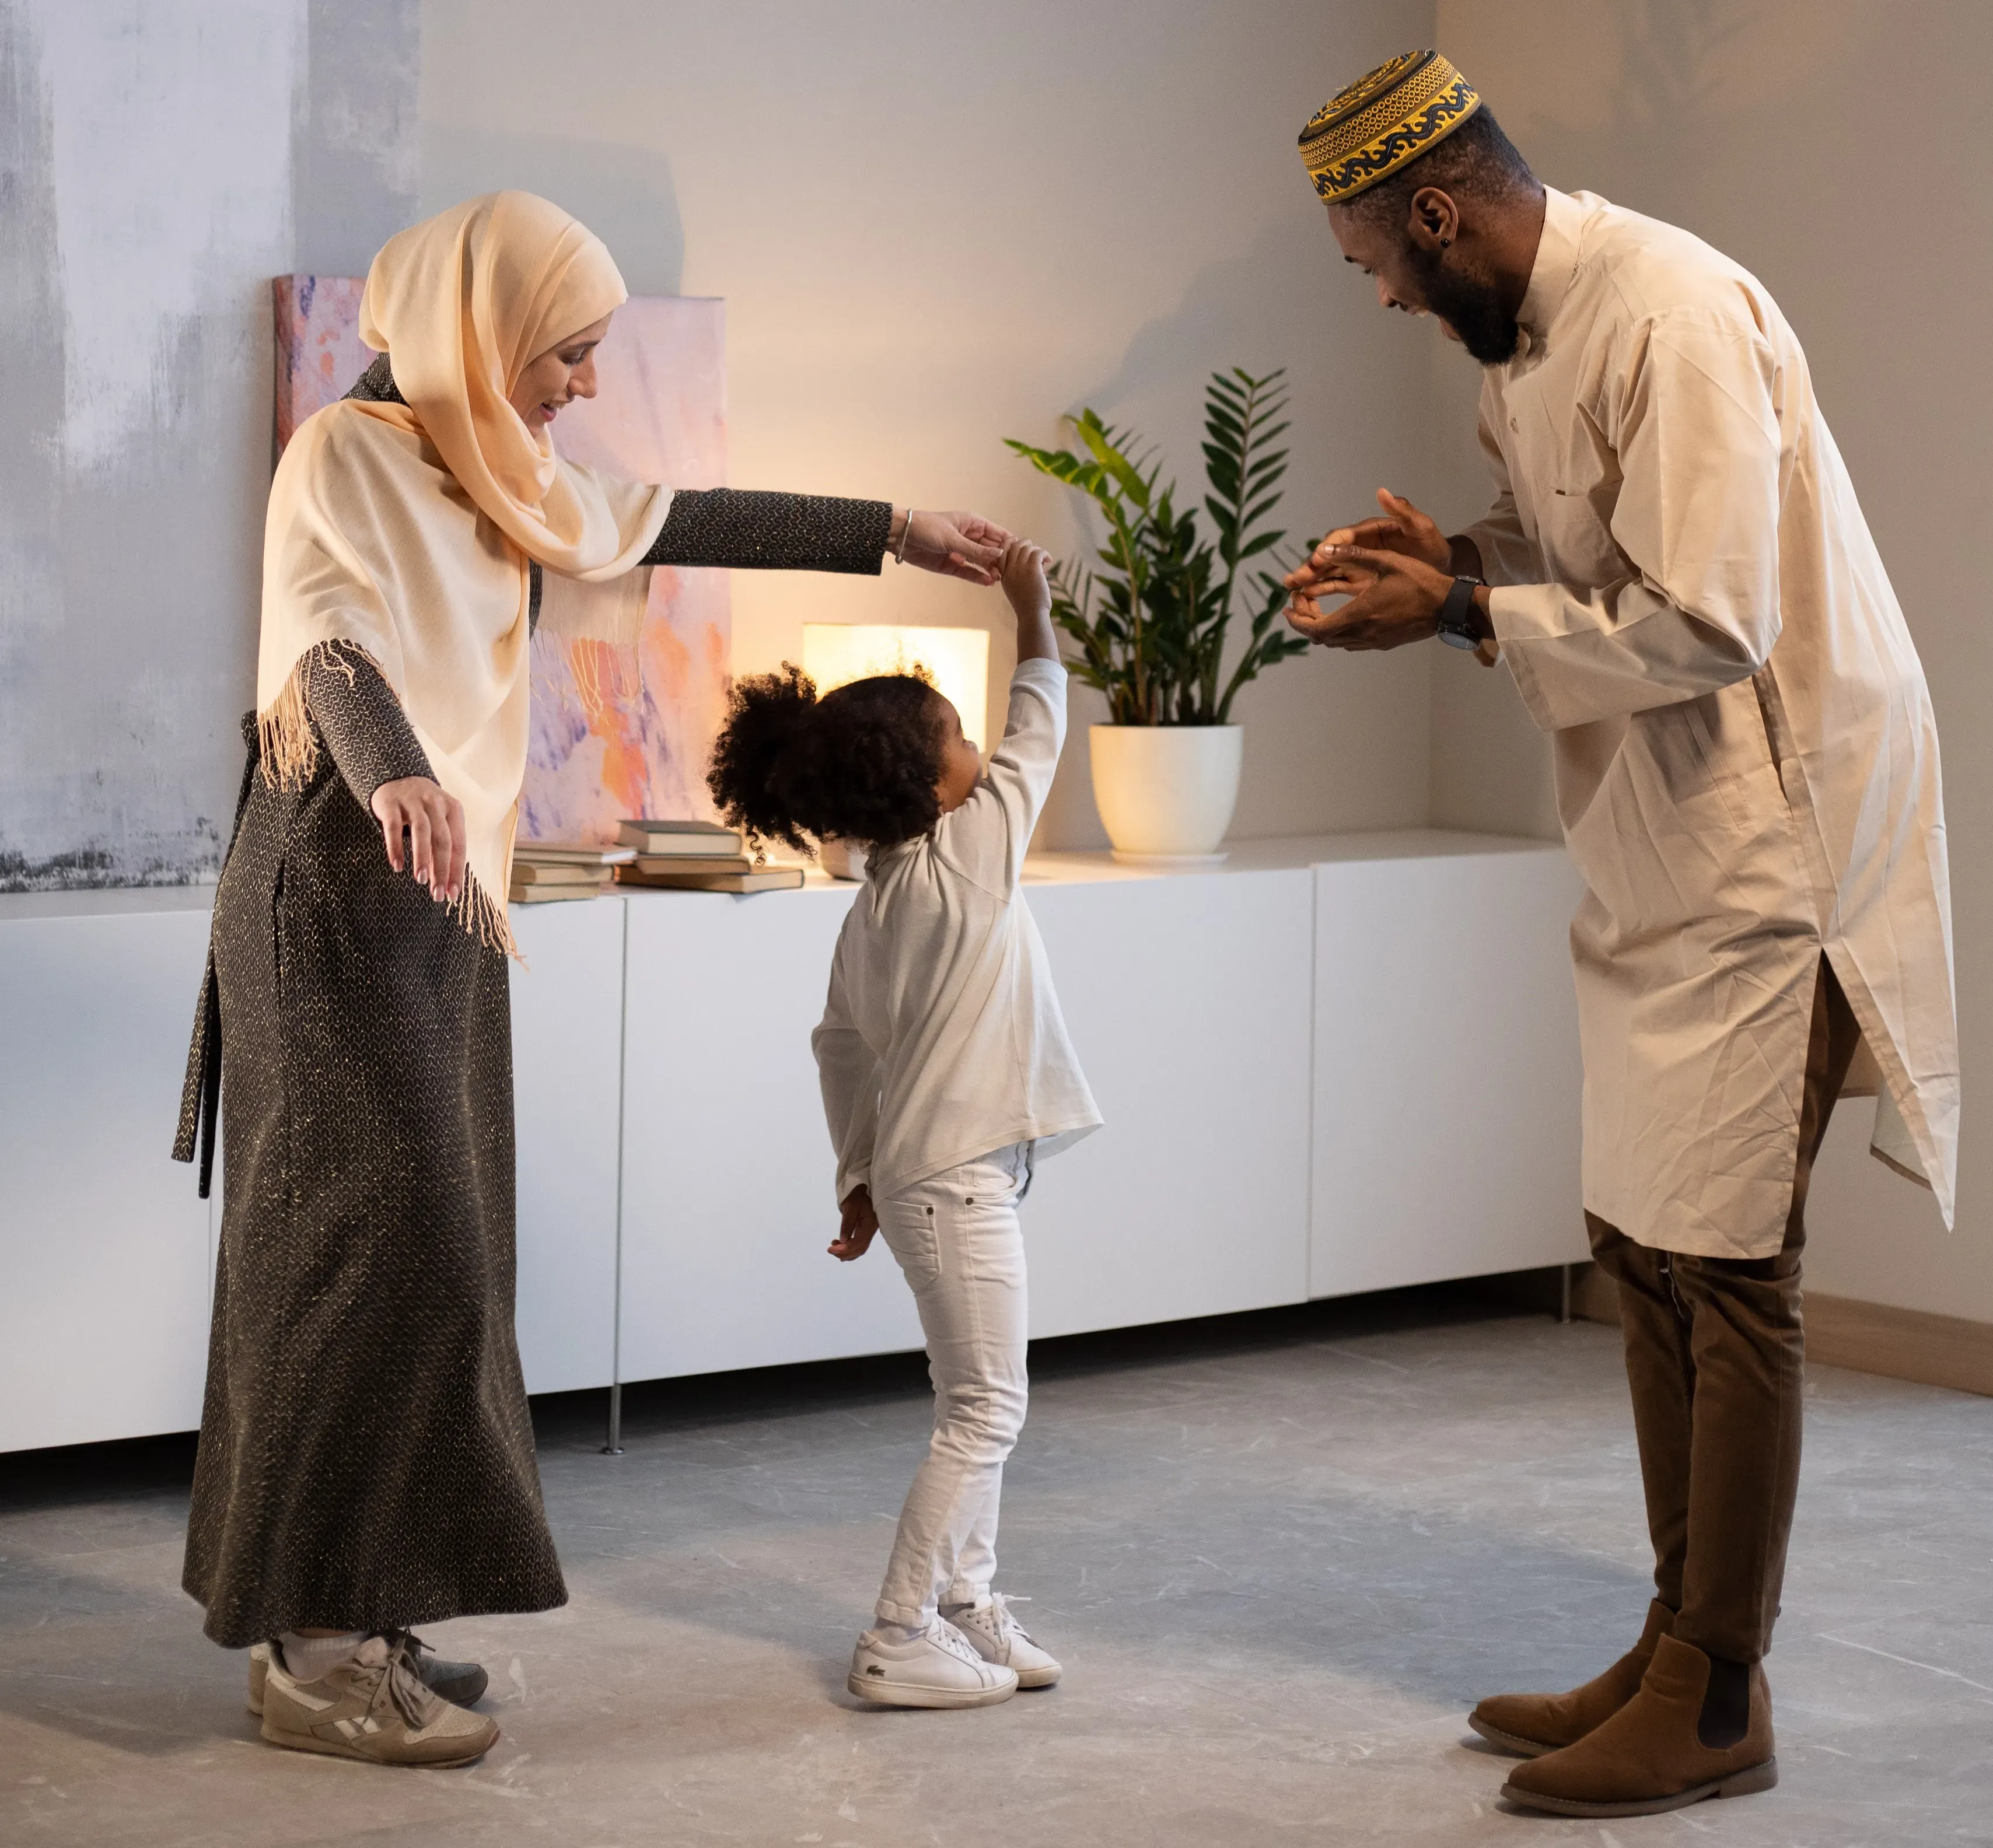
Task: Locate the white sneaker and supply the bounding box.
[848,1619,1020,1709]
[945,1593,1062,1688]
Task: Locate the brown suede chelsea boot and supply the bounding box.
[1499,1632,1777,1818]
[1468,1598,1672,1756]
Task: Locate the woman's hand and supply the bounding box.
[894,509,1012,585]
[829,1184,880,1262]
[369,776,467,904]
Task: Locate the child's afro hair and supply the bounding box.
[706,662,947,855]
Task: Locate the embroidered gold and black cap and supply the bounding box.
[1298,50,1481,204]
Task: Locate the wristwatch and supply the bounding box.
[1434,574,1487,650]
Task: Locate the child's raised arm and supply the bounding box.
[935,540,1066,895]
[1006,540,1060,666]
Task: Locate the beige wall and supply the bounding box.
[419,0,1442,848]
[421,1,1987,1317]
[1431,0,1992,1317]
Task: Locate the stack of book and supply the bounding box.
[508,841,636,904]
[611,818,806,893]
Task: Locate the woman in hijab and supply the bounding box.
[172,192,1010,1767]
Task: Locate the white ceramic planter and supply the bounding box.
[1088,723,1244,863]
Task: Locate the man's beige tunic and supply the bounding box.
[1464,187,1957,1258]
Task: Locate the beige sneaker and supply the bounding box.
[247,1634,489,1717]
[259,1634,498,1767]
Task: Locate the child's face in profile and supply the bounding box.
[933,697,982,814]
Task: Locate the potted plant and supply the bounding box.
[1008,368,1307,861]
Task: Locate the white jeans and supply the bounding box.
[872,1143,1032,1629]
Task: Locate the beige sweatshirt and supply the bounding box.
[812,659,1102,1203]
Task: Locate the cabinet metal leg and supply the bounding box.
[1560,1262,1573,1325]
[602,905,630,1460]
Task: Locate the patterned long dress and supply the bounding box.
[174,358,890,1645]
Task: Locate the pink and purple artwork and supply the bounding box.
[271,278,730,842]
[272,275,371,454]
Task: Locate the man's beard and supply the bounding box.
[1407,244,1520,365]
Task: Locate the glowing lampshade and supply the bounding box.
[800,624,991,752]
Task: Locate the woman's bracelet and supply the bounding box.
[894,510,915,565]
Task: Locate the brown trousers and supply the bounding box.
[1586,957,1863,1665]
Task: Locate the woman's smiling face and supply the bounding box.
[508,311,613,433]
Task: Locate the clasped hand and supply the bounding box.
[830,1185,879,1262]
[1283,488,1454,650]
[900,510,1015,586]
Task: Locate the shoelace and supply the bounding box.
[928,1621,987,1667]
[358,1633,436,1730]
[382,1628,436,1678]
[980,1593,1037,1645]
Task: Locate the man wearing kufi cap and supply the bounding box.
[1283,50,1957,1820]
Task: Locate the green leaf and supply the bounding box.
[1012,362,1309,724]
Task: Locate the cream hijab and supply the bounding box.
[257,191,670,951]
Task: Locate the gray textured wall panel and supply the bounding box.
[0,0,418,891]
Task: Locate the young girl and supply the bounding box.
[708,538,1100,1709]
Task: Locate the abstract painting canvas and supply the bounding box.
[272,279,730,842]
[518,296,729,841]
[272,276,372,454]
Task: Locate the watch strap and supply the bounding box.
[1436,574,1484,649]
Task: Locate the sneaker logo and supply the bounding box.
[865,1665,886,1677]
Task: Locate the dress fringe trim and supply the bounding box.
[256,639,520,963]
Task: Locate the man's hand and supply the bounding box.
[1286,545,1454,651]
[829,1184,880,1262]
[897,510,1014,586]
[1284,489,1452,610]
[370,775,467,904]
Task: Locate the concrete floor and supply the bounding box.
[4,1293,1991,1847]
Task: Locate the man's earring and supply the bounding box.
[1440,236,1452,248]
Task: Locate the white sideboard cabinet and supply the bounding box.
[616,881,925,1384]
[0,892,216,1452]
[509,895,626,1395]
[1309,834,1588,1297]
[0,831,1587,1454]
[1020,862,1315,1338]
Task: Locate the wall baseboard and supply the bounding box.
[1805,1292,1993,1398]
[1568,1265,1993,1398]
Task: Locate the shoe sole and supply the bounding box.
[847,1671,1018,1709]
[1466,1714,1555,1758]
[1015,1665,1061,1689]
[260,1721,498,1769]
[1501,1756,1778,1817]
